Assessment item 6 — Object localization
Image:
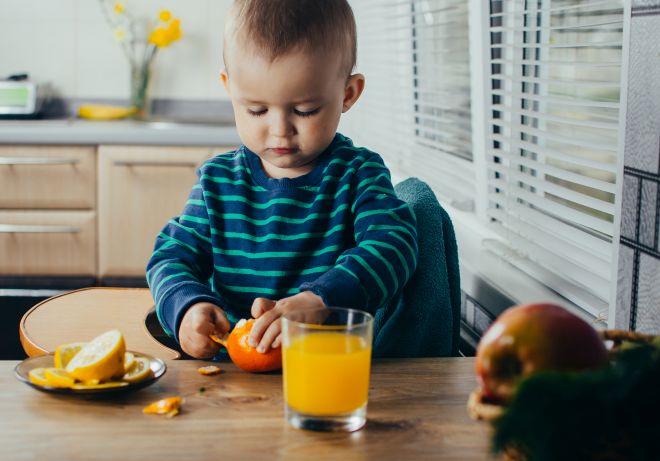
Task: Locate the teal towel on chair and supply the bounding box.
[373,177,461,357]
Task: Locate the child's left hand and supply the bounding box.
[248,291,325,352]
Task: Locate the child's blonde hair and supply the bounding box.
[224,0,357,76]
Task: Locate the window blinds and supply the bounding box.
[484,0,624,317]
[343,0,475,209]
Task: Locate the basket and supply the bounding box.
[466,329,658,461]
[467,388,526,461]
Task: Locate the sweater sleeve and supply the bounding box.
[145,168,222,340]
[300,154,419,313]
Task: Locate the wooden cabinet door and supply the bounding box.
[0,210,96,275]
[0,145,96,209]
[97,145,235,278]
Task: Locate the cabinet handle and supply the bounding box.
[0,157,80,166]
[0,224,82,234]
[0,288,67,298]
[114,160,198,168]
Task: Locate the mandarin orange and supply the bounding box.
[211,319,282,373]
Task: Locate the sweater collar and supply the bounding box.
[242,133,347,190]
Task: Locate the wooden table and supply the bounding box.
[0,358,496,461]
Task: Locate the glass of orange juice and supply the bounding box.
[282,307,373,432]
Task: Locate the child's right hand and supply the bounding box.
[178,302,231,359]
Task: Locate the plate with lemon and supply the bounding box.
[14,329,166,396]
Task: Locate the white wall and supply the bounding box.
[0,0,233,101]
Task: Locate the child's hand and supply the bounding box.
[179,302,231,359]
[248,291,325,353]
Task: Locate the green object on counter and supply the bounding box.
[492,342,660,461]
[0,87,29,107]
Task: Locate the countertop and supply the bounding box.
[0,118,242,146]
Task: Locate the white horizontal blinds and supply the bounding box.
[344,0,474,209]
[486,0,623,316]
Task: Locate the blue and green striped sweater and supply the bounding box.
[146,133,419,339]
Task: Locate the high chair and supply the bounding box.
[19,287,180,359]
[373,177,461,358]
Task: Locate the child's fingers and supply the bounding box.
[251,297,276,319]
[272,333,282,349]
[257,319,282,353]
[180,331,220,358]
[191,309,218,336]
[211,307,231,336]
[248,307,279,348]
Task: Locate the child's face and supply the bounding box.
[221,46,364,179]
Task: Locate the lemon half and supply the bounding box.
[65,330,126,383]
[44,368,75,388]
[122,356,153,384]
[54,342,86,369]
[124,352,136,373]
[28,368,49,386]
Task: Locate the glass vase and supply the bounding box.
[130,60,153,120]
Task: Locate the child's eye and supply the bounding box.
[294,108,320,118]
[247,108,267,117]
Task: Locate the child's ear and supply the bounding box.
[342,73,365,113]
[220,70,231,95]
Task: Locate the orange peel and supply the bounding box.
[197,365,222,376]
[143,396,183,417]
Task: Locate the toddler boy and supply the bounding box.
[147,0,418,359]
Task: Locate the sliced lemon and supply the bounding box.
[65,330,126,383]
[54,342,86,369]
[28,368,49,386]
[78,104,137,120]
[44,368,76,388]
[122,356,153,384]
[124,352,136,373]
[71,381,129,390]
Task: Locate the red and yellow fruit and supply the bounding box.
[475,303,608,403]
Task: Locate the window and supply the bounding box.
[481,0,624,317]
[344,0,626,319]
[344,0,475,210]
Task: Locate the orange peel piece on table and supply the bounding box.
[143,396,183,417]
[197,365,222,376]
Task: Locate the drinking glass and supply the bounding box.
[282,307,373,432]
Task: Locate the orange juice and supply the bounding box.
[283,331,371,416]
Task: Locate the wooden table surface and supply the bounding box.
[0,357,496,461]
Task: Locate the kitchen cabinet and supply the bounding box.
[0,143,235,279]
[0,211,96,275]
[0,145,95,209]
[0,145,97,276]
[97,145,234,278]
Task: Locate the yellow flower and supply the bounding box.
[159,10,172,22]
[148,27,171,47]
[113,27,126,42]
[166,19,183,42]
[113,2,125,14]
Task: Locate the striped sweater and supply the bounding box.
[146,133,419,339]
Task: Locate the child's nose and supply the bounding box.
[269,114,294,138]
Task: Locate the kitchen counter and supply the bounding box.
[0,118,241,146]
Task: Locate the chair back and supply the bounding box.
[373,177,461,357]
[20,287,180,359]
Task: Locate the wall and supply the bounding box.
[0,0,232,102]
[615,0,660,334]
